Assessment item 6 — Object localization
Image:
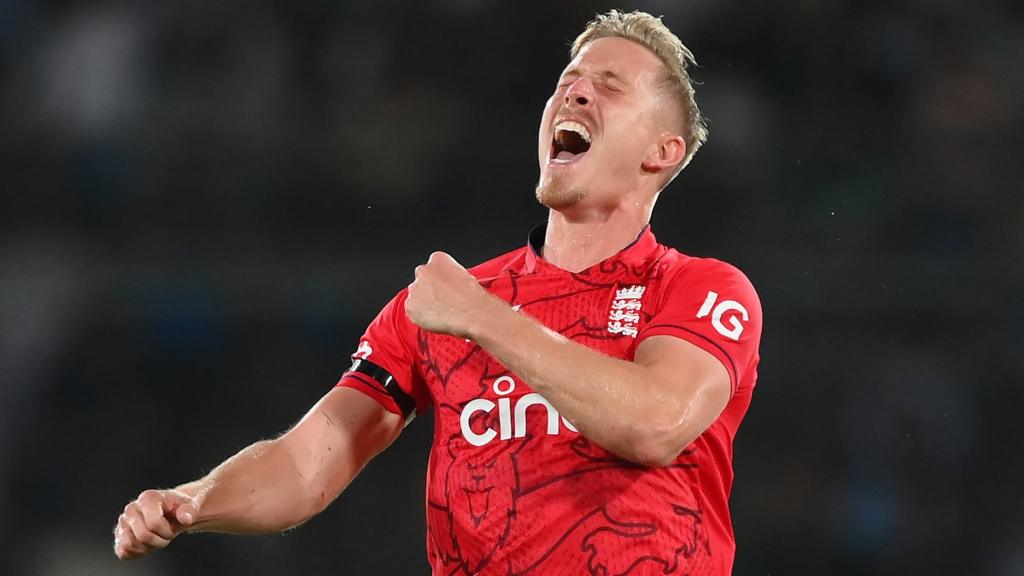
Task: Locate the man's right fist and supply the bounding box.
[113,489,198,560]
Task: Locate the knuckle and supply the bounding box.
[139,500,159,518]
[139,503,162,519]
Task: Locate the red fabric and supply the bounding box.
[337,226,762,576]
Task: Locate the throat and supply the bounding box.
[541,211,652,273]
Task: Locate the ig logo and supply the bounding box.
[696,291,748,341]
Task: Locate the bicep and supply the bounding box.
[280,387,404,499]
[634,335,731,446]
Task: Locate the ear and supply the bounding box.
[641,132,686,175]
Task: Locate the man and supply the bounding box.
[114,10,761,576]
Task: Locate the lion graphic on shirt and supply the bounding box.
[431,427,712,576]
[435,431,519,575]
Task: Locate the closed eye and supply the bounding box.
[557,73,579,90]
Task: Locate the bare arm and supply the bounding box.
[472,318,730,467]
[114,387,402,559]
[405,252,730,467]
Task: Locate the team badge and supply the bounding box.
[607,285,645,338]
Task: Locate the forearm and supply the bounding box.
[404,252,725,465]
[469,299,689,464]
[176,438,329,534]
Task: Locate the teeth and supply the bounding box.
[555,121,591,143]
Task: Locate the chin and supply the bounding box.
[535,179,586,210]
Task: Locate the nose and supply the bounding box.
[564,78,594,108]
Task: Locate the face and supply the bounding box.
[536,36,677,211]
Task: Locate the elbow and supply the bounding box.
[273,439,335,523]
[625,389,719,467]
[286,479,331,528]
[628,441,685,468]
[305,488,332,519]
[626,423,696,468]
[297,468,337,519]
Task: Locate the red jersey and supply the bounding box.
[338,224,762,576]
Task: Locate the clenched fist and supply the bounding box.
[113,489,198,560]
[405,251,500,338]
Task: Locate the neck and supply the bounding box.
[542,201,653,273]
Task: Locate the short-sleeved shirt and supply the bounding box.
[338,224,762,576]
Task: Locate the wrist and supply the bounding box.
[464,291,514,342]
[174,480,203,500]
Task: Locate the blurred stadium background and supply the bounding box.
[1,1,1021,574]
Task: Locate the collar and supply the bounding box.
[522,222,659,274]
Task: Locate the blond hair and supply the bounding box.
[571,10,708,173]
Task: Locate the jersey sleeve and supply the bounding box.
[336,288,431,422]
[636,259,762,396]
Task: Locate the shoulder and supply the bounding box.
[654,249,761,314]
[661,248,756,288]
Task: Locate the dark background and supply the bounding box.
[1,1,1021,575]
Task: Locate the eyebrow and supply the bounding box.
[560,68,628,84]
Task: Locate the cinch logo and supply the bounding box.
[696,290,749,341]
[607,284,645,338]
[459,376,578,447]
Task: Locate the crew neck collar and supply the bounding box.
[522,222,658,274]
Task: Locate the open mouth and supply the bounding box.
[549,120,592,164]
[464,487,492,526]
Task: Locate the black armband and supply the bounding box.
[346,358,416,422]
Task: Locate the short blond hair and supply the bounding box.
[571,10,708,172]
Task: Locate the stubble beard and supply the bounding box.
[535,174,586,210]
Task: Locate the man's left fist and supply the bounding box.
[405,251,496,338]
